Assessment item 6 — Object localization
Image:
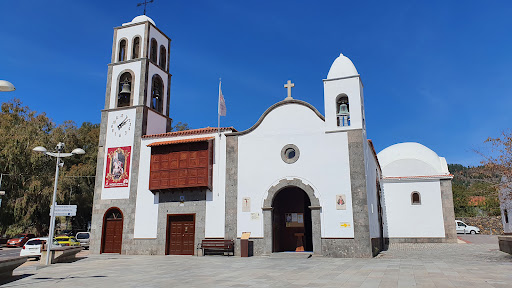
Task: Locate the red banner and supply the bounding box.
[104,146,131,188]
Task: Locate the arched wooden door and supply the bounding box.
[101,207,123,254]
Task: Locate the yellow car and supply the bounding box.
[54,236,81,247]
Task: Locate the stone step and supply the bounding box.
[268,252,317,259]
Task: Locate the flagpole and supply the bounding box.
[218,79,221,135]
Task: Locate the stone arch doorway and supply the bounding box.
[272,187,313,252]
[101,207,123,254]
[262,178,322,255]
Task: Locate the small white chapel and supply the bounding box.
[90,15,457,258]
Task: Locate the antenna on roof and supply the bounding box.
[137,0,154,15]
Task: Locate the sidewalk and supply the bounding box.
[2,242,512,287]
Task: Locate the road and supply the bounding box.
[0,247,21,259]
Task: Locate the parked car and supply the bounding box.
[19,237,62,260]
[75,232,90,249]
[6,233,36,247]
[55,236,81,247]
[455,220,481,234]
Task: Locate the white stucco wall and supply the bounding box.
[115,23,146,62]
[109,62,143,108]
[133,132,228,238]
[323,76,363,132]
[236,103,355,238]
[101,109,137,199]
[149,26,169,69]
[382,180,446,238]
[146,110,167,135]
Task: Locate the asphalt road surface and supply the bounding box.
[0,247,21,259]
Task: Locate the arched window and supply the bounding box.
[411,191,421,205]
[151,75,164,113]
[335,94,350,127]
[132,37,140,59]
[505,209,509,224]
[117,72,132,107]
[150,38,158,63]
[118,39,127,62]
[159,45,166,69]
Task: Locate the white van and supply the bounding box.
[455,220,480,234]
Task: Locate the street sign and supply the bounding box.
[50,204,77,216]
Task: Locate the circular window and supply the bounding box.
[281,144,300,164]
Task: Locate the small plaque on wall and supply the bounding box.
[336,194,346,210]
[242,197,251,212]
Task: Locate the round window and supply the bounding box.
[281,144,300,164]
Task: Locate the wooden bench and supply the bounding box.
[198,239,234,256]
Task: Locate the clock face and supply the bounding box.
[110,113,132,138]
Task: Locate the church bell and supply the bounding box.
[119,81,131,96]
[337,103,350,116]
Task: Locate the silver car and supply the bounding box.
[75,232,90,249]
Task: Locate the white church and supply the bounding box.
[90,15,457,257]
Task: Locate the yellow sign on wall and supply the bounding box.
[340,222,351,228]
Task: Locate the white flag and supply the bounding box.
[218,81,226,116]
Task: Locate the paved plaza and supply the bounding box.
[1,238,512,287]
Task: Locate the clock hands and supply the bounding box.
[117,117,129,129]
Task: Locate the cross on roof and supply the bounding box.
[284,80,294,100]
[137,0,154,15]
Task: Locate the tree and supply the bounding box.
[170,121,190,132]
[478,130,512,178]
[0,99,99,236]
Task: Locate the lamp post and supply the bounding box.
[33,142,85,265]
[0,80,15,92]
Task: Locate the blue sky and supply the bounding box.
[1,1,511,166]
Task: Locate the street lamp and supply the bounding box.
[0,80,15,92]
[33,142,85,265]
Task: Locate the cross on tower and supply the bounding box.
[137,0,154,15]
[284,80,295,100]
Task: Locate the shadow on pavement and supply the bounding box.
[0,274,34,286]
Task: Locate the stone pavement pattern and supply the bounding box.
[2,242,512,287]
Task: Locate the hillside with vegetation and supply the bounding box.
[449,164,501,217]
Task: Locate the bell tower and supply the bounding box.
[323,53,365,132]
[96,15,172,200]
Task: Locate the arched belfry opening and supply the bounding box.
[336,93,350,127]
[272,186,313,252]
[151,75,164,113]
[118,39,127,62]
[117,72,133,107]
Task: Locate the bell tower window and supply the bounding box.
[159,45,166,69]
[151,75,164,113]
[411,191,421,205]
[336,94,350,127]
[118,39,127,62]
[117,72,132,108]
[132,37,140,59]
[150,38,158,63]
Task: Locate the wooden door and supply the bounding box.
[102,208,123,254]
[166,214,195,255]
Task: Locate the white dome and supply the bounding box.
[327,53,358,79]
[377,142,449,177]
[123,15,156,26]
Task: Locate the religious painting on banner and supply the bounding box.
[104,146,131,188]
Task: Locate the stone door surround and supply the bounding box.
[262,178,322,255]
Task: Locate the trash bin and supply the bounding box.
[241,232,252,257]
